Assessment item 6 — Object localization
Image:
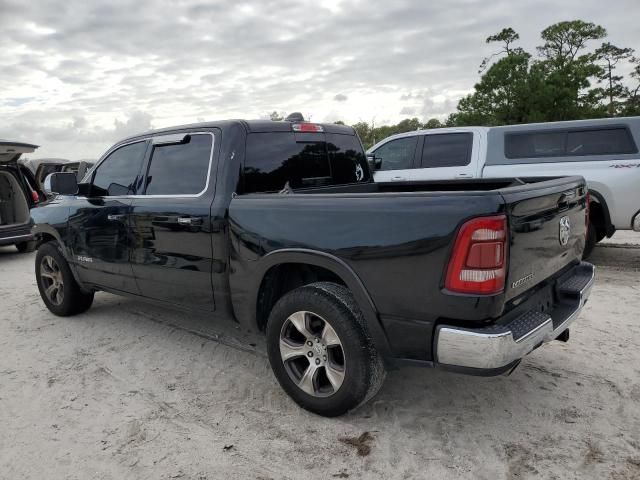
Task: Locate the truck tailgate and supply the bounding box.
[501,177,588,301]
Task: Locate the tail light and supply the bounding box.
[445,215,508,295]
[30,189,40,203]
[585,191,590,237]
[292,123,324,133]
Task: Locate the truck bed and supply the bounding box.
[229,175,588,362]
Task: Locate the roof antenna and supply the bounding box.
[285,112,305,122]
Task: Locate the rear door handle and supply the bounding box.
[455,173,472,178]
[107,214,126,221]
[390,176,406,182]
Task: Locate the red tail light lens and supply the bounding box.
[445,215,508,295]
[292,123,324,133]
[585,191,590,237]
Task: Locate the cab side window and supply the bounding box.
[144,134,212,195]
[373,136,418,171]
[421,133,473,167]
[91,142,147,196]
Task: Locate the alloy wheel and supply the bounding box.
[279,311,346,397]
[40,255,64,306]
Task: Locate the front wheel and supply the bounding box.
[35,242,94,316]
[266,282,386,417]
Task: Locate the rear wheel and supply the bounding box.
[266,282,385,417]
[35,242,94,316]
[15,241,36,253]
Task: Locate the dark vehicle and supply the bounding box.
[20,158,95,193]
[60,160,94,182]
[32,119,594,416]
[0,140,42,252]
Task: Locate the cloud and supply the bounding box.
[0,0,637,158]
[113,111,154,140]
[399,106,417,115]
[0,111,154,159]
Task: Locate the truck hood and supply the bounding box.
[0,140,39,164]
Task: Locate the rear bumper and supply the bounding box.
[434,262,595,373]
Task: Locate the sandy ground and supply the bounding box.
[1,235,639,480]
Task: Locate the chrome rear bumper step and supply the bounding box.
[435,262,595,371]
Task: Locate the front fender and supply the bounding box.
[32,223,64,249]
[31,210,84,287]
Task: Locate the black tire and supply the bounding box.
[15,241,36,253]
[266,282,386,417]
[35,241,94,316]
[595,229,607,244]
[583,221,597,259]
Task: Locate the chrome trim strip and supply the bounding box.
[0,234,33,242]
[436,263,595,370]
[79,132,215,199]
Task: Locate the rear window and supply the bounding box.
[421,133,473,167]
[243,132,368,193]
[505,127,637,159]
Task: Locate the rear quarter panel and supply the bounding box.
[228,192,507,328]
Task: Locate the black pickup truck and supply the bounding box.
[32,119,594,416]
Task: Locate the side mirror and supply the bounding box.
[44,172,79,196]
[366,154,382,171]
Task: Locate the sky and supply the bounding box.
[1,0,639,160]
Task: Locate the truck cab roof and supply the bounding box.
[116,119,356,147]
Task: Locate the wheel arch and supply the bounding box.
[240,249,392,360]
[588,189,615,238]
[32,225,84,286]
[32,225,64,250]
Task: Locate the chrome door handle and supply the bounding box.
[390,176,406,182]
[107,214,126,221]
[178,217,202,226]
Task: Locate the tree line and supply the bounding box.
[271,20,639,150]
